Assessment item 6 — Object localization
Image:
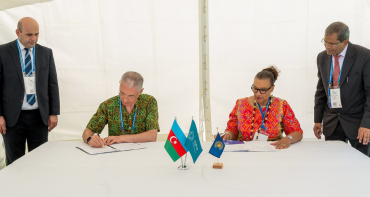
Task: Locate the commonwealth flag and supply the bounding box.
[185,120,203,163]
[164,119,188,162]
[209,133,225,158]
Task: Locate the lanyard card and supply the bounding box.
[329,87,342,108]
[253,131,269,141]
[25,76,36,94]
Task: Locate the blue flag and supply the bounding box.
[209,133,225,158]
[185,120,203,163]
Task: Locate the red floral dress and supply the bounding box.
[226,97,303,141]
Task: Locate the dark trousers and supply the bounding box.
[325,121,369,156]
[2,109,48,165]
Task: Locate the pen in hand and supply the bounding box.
[213,133,227,142]
[220,133,228,141]
[97,133,104,148]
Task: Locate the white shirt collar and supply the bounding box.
[338,44,348,58]
[17,38,33,52]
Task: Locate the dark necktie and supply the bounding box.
[24,48,36,106]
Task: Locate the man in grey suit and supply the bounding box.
[0,17,60,165]
[313,22,370,156]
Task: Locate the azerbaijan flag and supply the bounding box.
[164,119,188,162]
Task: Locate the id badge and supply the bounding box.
[329,87,342,108]
[253,132,269,141]
[25,76,36,94]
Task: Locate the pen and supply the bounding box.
[97,133,104,148]
[212,133,227,142]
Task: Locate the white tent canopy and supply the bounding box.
[0,0,369,143]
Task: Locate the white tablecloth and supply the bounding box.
[0,138,5,170]
[0,141,369,197]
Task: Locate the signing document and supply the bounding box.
[76,142,145,155]
[224,141,276,152]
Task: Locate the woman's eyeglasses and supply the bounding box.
[251,85,272,94]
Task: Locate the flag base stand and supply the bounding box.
[178,154,189,170]
[213,163,223,169]
[178,165,189,170]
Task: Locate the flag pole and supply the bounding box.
[212,127,223,169]
[178,155,189,170]
[184,153,188,167]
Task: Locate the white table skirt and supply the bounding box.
[0,141,369,197]
[0,138,5,170]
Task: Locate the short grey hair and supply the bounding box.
[119,71,144,92]
[325,21,350,42]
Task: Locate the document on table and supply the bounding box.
[76,142,146,155]
[76,143,118,155]
[224,141,276,152]
[109,143,145,151]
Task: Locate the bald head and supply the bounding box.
[16,17,39,48]
[17,17,39,32]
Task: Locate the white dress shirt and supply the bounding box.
[18,39,39,110]
[331,44,348,71]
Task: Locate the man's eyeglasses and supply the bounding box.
[321,38,343,48]
[251,85,272,94]
[118,91,138,99]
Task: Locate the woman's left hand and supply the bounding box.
[270,137,291,149]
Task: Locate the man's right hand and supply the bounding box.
[87,135,105,148]
[0,116,6,135]
[313,123,322,139]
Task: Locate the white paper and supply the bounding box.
[109,143,145,151]
[76,142,118,155]
[224,141,276,152]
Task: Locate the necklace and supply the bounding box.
[251,96,272,140]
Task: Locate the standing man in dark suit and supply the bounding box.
[0,17,60,165]
[313,21,370,156]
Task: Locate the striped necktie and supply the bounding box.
[24,48,36,106]
[333,55,341,87]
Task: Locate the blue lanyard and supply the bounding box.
[328,57,343,86]
[257,96,271,131]
[16,39,36,74]
[119,98,137,132]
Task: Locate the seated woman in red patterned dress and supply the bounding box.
[216,66,303,149]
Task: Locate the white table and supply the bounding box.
[0,138,5,170]
[0,141,369,197]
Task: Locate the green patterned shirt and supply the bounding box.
[86,94,160,136]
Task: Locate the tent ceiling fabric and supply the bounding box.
[0,0,370,141]
[209,0,370,139]
[0,0,199,140]
[0,0,52,11]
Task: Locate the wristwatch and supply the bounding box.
[86,136,92,144]
[287,135,293,142]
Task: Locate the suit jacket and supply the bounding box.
[314,42,370,140]
[0,40,60,127]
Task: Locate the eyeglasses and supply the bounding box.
[118,91,138,99]
[251,85,272,94]
[321,38,343,48]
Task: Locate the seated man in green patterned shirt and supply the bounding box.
[82,71,159,148]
